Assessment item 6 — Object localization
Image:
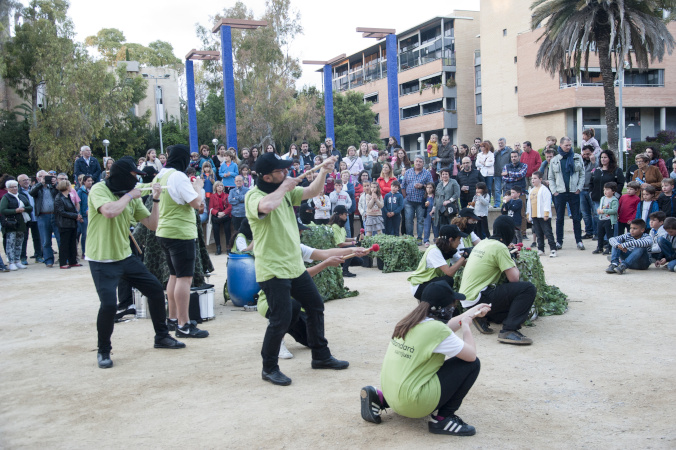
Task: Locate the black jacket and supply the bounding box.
[456,169,485,202]
[437,143,455,169]
[54,194,79,229]
[29,182,59,216]
[0,192,33,234]
[74,156,102,181]
[589,167,625,202]
[658,191,676,218]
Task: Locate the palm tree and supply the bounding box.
[531,0,675,156]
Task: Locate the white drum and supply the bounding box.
[132,288,149,319]
[194,287,215,320]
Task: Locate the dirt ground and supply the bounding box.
[1,220,675,449]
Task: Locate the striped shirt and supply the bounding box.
[608,233,652,250]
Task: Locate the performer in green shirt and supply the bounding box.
[87,157,185,369]
[360,281,490,436]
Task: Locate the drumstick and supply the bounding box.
[137,186,168,191]
[297,161,332,180]
[343,244,380,259]
[129,230,143,255]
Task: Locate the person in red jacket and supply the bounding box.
[618,181,641,235]
[519,141,542,187]
[210,181,232,255]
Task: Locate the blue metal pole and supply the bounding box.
[386,34,400,144]
[185,59,199,154]
[323,64,335,142]
[220,25,238,150]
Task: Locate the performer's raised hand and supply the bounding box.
[127,188,142,199]
[318,156,337,173]
[151,183,162,199]
[281,176,301,192]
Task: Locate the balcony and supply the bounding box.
[444,110,458,129]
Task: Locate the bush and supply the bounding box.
[654,130,676,145]
[361,234,423,273]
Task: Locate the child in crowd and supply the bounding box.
[472,182,490,239]
[546,135,557,149]
[200,162,216,212]
[647,211,667,262]
[189,151,201,174]
[526,171,557,257]
[655,217,676,271]
[312,191,332,225]
[618,181,641,235]
[606,218,652,275]
[636,184,660,231]
[501,186,523,243]
[593,182,619,255]
[239,164,253,188]
[137,157,146,169]
[329,205,363,278]
[671,161,676,180]
[383,180,404,236]
[427,134,439,170]
[341,170,357,237]
[290,159,303,178]
[361,181,384,236]
[423,182,438,246]
[657,178,676,218]
[330,178,353,237]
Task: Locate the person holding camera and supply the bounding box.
[407,225,469,300]
[29,171,60,267]
[432,168,460,229]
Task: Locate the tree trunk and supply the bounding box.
[596,22,619,159]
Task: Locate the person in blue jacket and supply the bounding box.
[218,149,239,192]
[384,180,405,236]
[228,175,249,233]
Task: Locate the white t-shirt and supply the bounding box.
[236,236,248,252]
[410,246,460,295]
[641,202,652,222]
[300,244,315,263]
[158,168,198,205]
[419,318,465,357]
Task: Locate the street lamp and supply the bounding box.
[142,73,171,154]
[102,139,110,159]
[212,138,219,154]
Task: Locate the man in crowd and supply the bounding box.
[502,150,528,238]
[74,145,102,182]
[457,156,484,209]
[300,141,315,169]
[513,142,522,155]
[325,137,342,171]
[436,135,455,172]
[18,174,42,264]
[549,136,585,250]
[30,170,60,267]
[459,215,537,345]
[86,156,185,369]
[401,156,434,244]
[579,145,599,240]
[246,153,348,386]
[519,141,542,188]
[493,138,513,207]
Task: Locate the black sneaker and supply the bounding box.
[311,356,349,370]
[360,386,383,424]
[262,369,292,386]
[154,335,186,349]
[176,321,209,338]
[603,247,611,255]
[342,271,356,278]
[592,248,602,254]
[556,242,562,250]
[581,234,593,240]
[605,264,617,274]
[497,330,533,345]
[97,352,113,369]
[472,317,494,334]
[428,415,476,436]
[614,263,627,275]
[115,306,136,320]
[167,318,178,331]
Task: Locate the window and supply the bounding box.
[475,66,481,88]
[364,53,380,81]
[420,26,441,46]
[624,69,664,86]
[503,29,507,36]
[476,93,482,116]
[514,86,518,94]
[401,105,420,120]
[374,113,379,125]
[400,35,419,52]
[400,79,419,96]
[420,74,442,90]
[444,21,454,38]
[514,56,517,63]
[446,97,456,110]
[422,100,443,115]
[420,38,442,64]
[364,93,378,104]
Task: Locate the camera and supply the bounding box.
[461,246,474,259]
[44,175,53,185]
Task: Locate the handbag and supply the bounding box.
[3,215,18,231]
[442,203,458,217]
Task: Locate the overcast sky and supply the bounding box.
[54,0,480,89]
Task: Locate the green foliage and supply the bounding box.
[361,234,423,273]
[0,111,34,176]
[318,91,381,154]
[300,224,358,301]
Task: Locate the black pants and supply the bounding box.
[618,222,629,235]
[89,255,169,353]
[532,217,556,252]
[435,357,481,417]
[58,227,78,266]
[211,215,231,247]
[479,282,536,332]
[21,220,42,259]
[478,216,489,240]
[258,271,331,372]
[596,219,613,249]
[414,275,455,300]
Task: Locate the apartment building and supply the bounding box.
[480,0,676,148]
[327,11,482,157]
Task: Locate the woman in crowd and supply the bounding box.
[143,148,163,172]
[476,141,495,202]
[212,144,227,178]
[359,141,374,178]
[209,181,232,255]
[344,146,364,182]
[100,157,115,181]
[158,153,167,167]
[646,146,669,178]
[386,136,401,156]
[240,147,250,164]
[433,168,460,229]
[54,180,81,269]
[393,149,411,177]
[377,162,395,196]
[318,143,330,161]
[590,150,625,213]
[282,143,299,163]
[265,144,276,154]
[249,147,259,182]
[360,281,488,437]
[197,145,212,171]
[0,180,32,270]
[633,153,663,190]
[218,150,239,192]
[468,145,479,170]
[455,145,467,169]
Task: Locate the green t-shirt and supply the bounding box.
[245,186,305,282]
[155,169,197,240]
[86,183,150,261]
[459,238,515,307]
[407,244,451,286]
[380,320,452,418]
[331,223,346,245]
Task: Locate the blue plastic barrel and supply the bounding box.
[226,253,260,307]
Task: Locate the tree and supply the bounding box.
[531,0,676,157]
[322,91,381,154]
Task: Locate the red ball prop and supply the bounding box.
[360,228,365,234]
[371,244,380,252]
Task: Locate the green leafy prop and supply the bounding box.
[360,234,424,273]
[300,224,359,301]
[452,249,568,317]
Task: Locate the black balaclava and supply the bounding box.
[257,176,283,194]
[106,156,140,196]
[165,144,190,172]
[491,215,516,245]
[437,237,458,261]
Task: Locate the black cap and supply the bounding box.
[114,156,146,176]
[421,281,465,308]
[333,204,348,215]
[459,207,479,221]
[438,224,468,240]
[255,153,293,176]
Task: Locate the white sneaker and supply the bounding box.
[8,263,18,271]
[278,340,294,359]
[550,250,557,258]
[15,262,27,269]
[537,250,544,256]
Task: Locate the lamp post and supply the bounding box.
[102,139,110,159]
[617,58,630,169]
[212,138,219,154]
[142,73,171,154]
